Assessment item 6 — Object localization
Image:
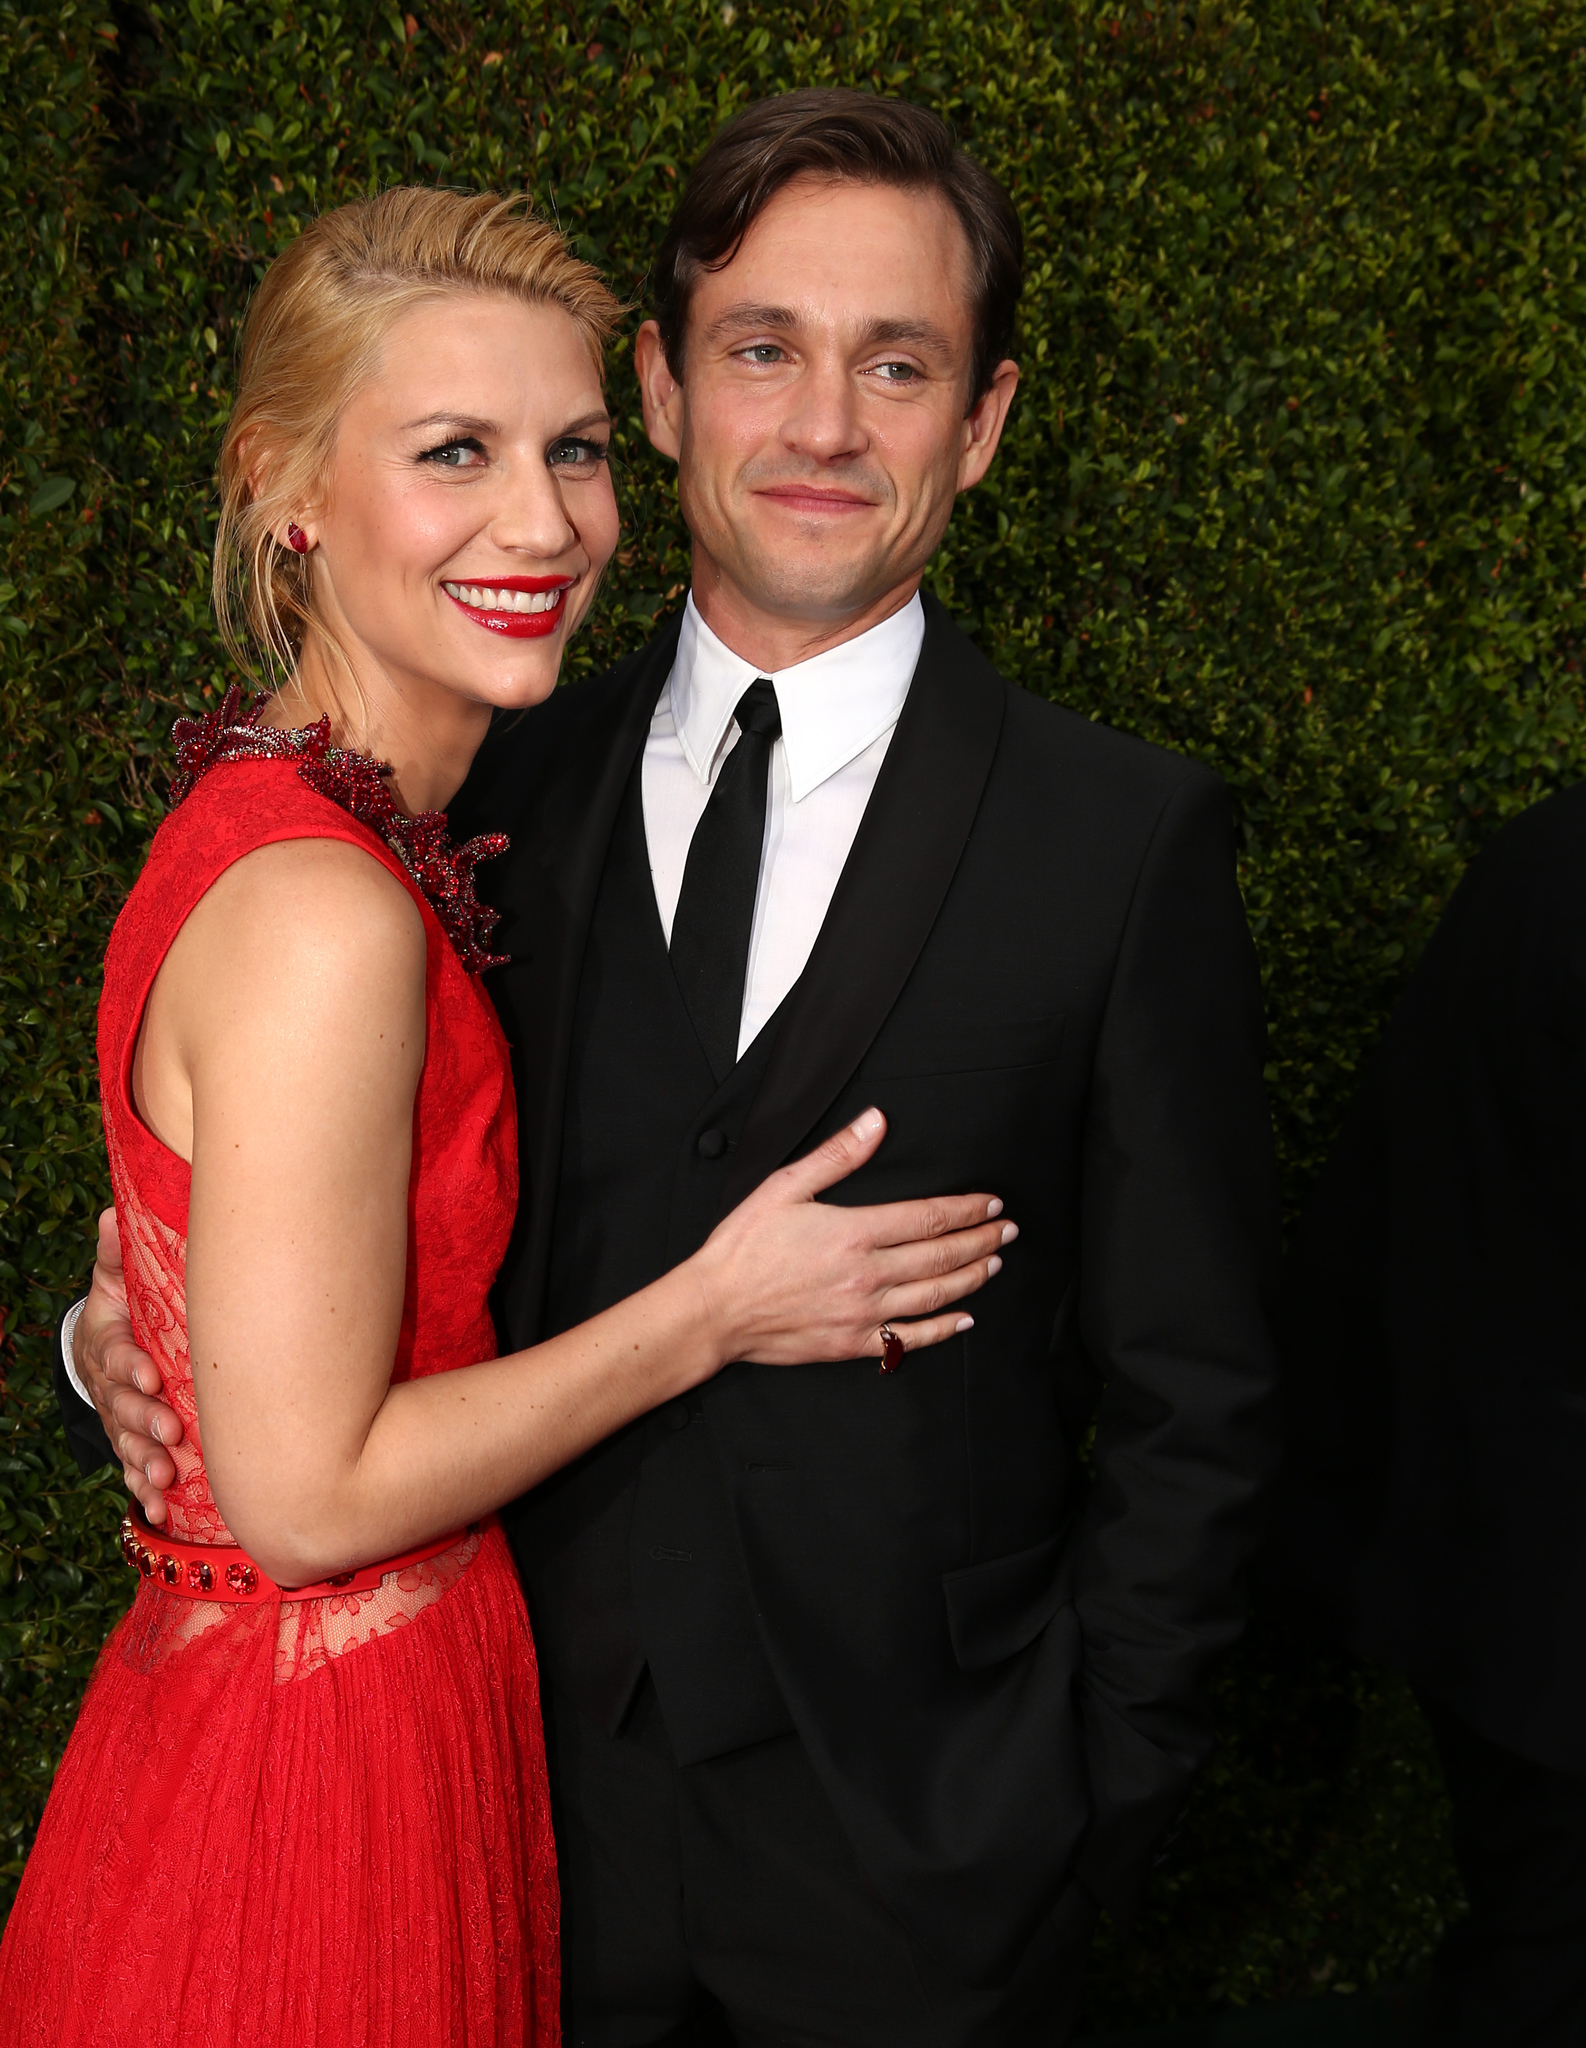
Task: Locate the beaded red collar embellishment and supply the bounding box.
[170,686,510,975]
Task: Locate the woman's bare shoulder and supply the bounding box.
[173,834,427,1027]
[212,832,420,931]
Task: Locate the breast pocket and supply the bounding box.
[860,1011,1064,1081]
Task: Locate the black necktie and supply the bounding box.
[669,678,782,1081]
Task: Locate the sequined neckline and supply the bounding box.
[169,686,509,975]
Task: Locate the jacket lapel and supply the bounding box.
[490,617,682,1338]
[723,597,1006,1207]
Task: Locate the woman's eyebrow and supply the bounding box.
[399,410,612,436]
[401,411,498,436]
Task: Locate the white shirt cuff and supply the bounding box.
[61,1297,92,1408]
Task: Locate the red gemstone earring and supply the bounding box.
[286,522,309,554]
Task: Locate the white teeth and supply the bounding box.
[443,581,564,615]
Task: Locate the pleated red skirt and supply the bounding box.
[0,1522,558,2046]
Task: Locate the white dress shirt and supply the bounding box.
[643,591,925,1060]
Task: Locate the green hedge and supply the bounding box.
[5,0,1585,2021]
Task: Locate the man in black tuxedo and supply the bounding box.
[1275,783,1586,2045]
[62,91,1279,2045]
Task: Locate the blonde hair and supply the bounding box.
[214,187,621,692]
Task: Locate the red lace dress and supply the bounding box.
[0,703,559,2047]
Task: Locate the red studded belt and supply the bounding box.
[119,1510,469,1604]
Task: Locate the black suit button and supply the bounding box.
[696,1128,727,1160]
[663,1400,691,1433]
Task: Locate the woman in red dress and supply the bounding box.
[0,189,1010,2046]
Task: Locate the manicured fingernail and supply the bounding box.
[986,1198,1004,1218]
[1000,1223,1019,1245]
[987,1255,1003,1276]
[150,1418,163,1444]
[851,1107,884,1139]
[956,1316,974,1333]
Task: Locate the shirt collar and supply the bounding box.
[668,591,925,804]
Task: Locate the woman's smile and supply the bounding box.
[441,573,573,637]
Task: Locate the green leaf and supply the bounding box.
[26,477,75,518]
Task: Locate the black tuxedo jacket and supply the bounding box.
[1274,779,1586,1779]
[449,597,1281,1973]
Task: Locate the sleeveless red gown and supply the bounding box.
[0,705,559,2046]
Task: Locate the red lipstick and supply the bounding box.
[443,573,573,639]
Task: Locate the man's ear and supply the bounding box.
[956,358,1021,494]
[635,319,684,463]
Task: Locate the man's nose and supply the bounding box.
[779,359,868,462]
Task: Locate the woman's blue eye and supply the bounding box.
[549,438,609,470]
[422,439,484,468]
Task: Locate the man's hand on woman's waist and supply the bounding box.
[75,1207,182,1526]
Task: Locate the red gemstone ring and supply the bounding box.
[878,1324,905,1375]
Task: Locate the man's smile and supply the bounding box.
[754,485,876,515]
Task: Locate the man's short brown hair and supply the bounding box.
[652,89,1023,405]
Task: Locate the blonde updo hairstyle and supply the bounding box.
[214,187,622,700]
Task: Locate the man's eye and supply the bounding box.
[420,438,486,468]
[873,361,920,383]
[549,437,610,471]
[739,344,786,366]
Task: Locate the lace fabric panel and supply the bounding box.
[105,1117,234,1545]
[275,1529,483,1681]
[119,1530,486,1685]
[107,1126,488,1682]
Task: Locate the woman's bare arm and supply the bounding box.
[146,839,1010,1586]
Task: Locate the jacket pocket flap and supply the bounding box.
[860,1011,1065,1079]
[943,1530,1073,1671]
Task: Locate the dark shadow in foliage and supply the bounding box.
[1083,1607,1457,2021]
